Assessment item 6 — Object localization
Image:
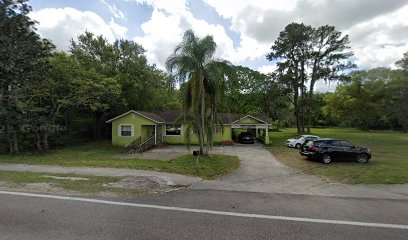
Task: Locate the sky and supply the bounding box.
[29,0,408,91]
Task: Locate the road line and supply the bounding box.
[1,190,407,230]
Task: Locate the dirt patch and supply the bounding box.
[105,176,168,190]
[24,182,61,191]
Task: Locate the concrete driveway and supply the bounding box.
[192,144,408,199]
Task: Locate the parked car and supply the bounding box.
[238,132,255,144]
[300,139,371,164]
[286,135,321,148]
[301,138,331,151]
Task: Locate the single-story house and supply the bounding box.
[106,110,271,147]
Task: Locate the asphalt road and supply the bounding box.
[1,189,407,240]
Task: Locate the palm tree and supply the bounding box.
[166,30,229,156]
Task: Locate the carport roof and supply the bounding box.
[218,113,271,124]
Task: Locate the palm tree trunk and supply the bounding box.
[200,82,207,156]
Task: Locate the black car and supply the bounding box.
[300,139,371,164]
[238,132,255,144]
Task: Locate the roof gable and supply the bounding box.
[231,115,269,124]
[106,110,165,123]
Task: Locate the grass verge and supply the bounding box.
[0,142,240,180]
[268,128,408,184]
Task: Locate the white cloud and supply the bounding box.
[204,0,408,70]
[109,18,128,38]
[133,0,240,69]
[30,7,116,50]
[203,0,297,19]
[354,44,408,69]
[30,0,408,77]
[29,7,131,50]
[100,0,125,19]
[257,64,277,74]
[345,5,408,69]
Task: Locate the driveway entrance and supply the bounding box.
[192,145,408,199]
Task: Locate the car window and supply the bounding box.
[330,141,343,147]
[341,141,354,148]
[313,141,325,147]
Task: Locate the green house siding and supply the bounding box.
[162,125,232,144]
[111,113,158,146]
[109,111,270,146]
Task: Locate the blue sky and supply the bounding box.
[29,0,408,91]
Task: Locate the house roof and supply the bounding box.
[107,110,271,124]
[105,110,165,123]
[152,109,182,123]
[137,111,166,123]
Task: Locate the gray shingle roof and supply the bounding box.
[136,111,166,123]
[107,110,270,124]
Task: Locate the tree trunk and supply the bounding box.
[42,129,49,151]
[300,61,306,134]
[8,133,13,154]
[307,59,319,133]
[301,87,305,134]
[200,82,207,156]
[7,125,19,154]
[93,111,103,140]
[306,81,315,133]
[9,129,19,154]
[35,131,43,151]
[293,90,301,134]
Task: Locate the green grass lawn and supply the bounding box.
[268,128,408,184]
[0,141,239,179]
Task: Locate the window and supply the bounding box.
[120,125,133,137]
[331,141,343,147]
[165,124,181,136]
[340,141,354,148]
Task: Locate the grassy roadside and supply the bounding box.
[268,128,408,184]
[0,142,240,180]
[0,171,145,195]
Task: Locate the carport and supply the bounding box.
[231,124,269,143]
[219,114,270,144]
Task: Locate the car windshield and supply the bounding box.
[240,133,252,136]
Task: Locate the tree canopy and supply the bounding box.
[267,22,354,134]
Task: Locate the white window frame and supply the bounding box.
[164,123,182,136]
[118,124,134,137]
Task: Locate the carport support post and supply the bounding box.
[154,125,157,145]
[265,127,269,144]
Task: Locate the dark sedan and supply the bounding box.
[300,139,371,164]
[238,132,255,144]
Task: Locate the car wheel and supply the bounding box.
[356,154,369,163]
[295,143,301,149]
[322,154,332,164]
